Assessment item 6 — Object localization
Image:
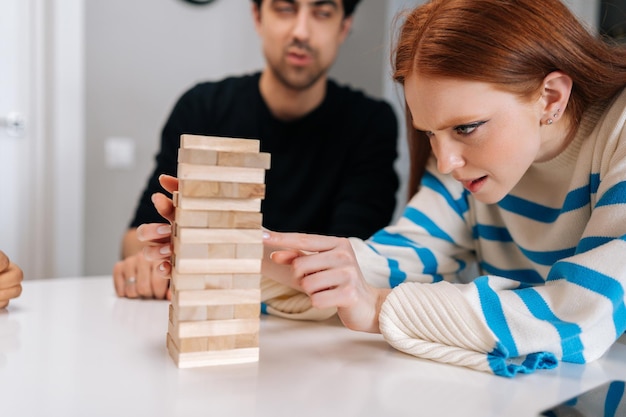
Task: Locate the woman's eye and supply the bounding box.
[454,121,486,135]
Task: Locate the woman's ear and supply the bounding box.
[540,71,573,124]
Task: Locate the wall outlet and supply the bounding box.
[105,136,135,169]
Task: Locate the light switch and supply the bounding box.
[105,136,135,169]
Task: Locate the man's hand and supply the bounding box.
[113,174,178,299]
[112,230,171,299]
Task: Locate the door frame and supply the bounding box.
[19,0,85,279]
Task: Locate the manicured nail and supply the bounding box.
[159,245,171,255]
[262,231,270,240]
[157,225,171,235]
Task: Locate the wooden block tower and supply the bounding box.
[166,134,271,368]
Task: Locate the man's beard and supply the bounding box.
[269,63,326,91]
[270,40,326,91]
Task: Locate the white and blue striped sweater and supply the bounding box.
[350,88,626,377]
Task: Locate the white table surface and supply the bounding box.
[1,276,625,417]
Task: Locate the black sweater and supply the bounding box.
[129,72,399,240]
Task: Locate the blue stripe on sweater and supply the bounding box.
[472,224,512,241]
[606,380,625,417]
[547,261,626,337]
[518,246,576,266]
[475,277,518,357]
[404,207,454,243]
[515,288,584,363]
[473,223,575,265]
[421,172,469,219]
[486,344,557,377]
[366,243,408,287]
[498,181,592,223]
[578,235,626,254]
[596,180,626,207]
[477,280,560,376]
[480,260,545,284]
[498,195,560,222]
[577,236,613,254]
[589,173,600,194]
[370,231,444,283]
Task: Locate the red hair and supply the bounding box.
[392,0,626,198]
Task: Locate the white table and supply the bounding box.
[1,276,624,417]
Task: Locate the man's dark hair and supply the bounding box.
[250,0,361,18]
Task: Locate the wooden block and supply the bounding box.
[173,239,237,259]
[236,243,264,259]
[174,258,261,274]
[233,274,262,289]
[170,303,235,326]
[234,303,261,319]
[174,227,263,244]
[175,334,237,353]
[178,163,265,184]
[174,210,262,228]
[171,272,236,290]
[169,332,259,353]
[171,272,261,290]
[179,180,266,199]
[177,148,218,165]
[175,288,260,307]
[217,151,271,169]
[167,333,259,367]
[173,304,260,322]
[180,134,260,153]
[173,240,262,260]
[235,332,259,348]
[178,148,271,169]
[174,193,262,212]
[169,317,260,339]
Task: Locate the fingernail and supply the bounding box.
[159,246,171,255]
[269,251,276,260]
[157,225,171,235]
[262,231,270,240]
[159,263,166,272]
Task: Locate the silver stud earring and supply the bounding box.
[546,119,553,125]
[553,108,561,119]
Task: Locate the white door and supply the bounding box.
[0,0,39,278]
[0,0,85,280]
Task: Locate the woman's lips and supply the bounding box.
[462,176,488,193]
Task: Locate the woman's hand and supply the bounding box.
[263,231,390,333]
[0,251,23,308]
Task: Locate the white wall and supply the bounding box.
[84,0,390,275]
[0,0,85,280]
[83,0,600,276]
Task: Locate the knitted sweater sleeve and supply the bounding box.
[351,97,626,377]
[260,276,337,321]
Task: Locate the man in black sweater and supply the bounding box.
[113,0,398,299]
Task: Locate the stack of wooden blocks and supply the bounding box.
[166,134,271,368]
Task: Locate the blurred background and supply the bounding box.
[0,0,616,279]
